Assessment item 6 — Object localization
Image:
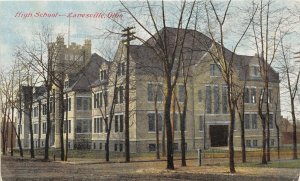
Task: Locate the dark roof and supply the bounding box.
[129,27,279,82]
[131,27,212,75]
[66,53,107,92]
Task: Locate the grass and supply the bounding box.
[235,159,300,169]
[10,147,300,169]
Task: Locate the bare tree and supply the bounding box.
[279,37,300,159]
[235,66,248,163]
[250,0,291,163]
[120,0,196,169]
[0,68,14,155]
[204,0,257,173]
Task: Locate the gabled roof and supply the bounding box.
[65,53,107,92]
[128,27,279,82]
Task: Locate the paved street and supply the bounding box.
[1,156,300,181]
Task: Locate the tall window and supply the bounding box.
[269,114,273,129]
[250,88,256,103]
[119,115,124,132]
[115,115,119,132]
[94,92,100,108]
[115,86,124,104]
[76,119,92,133]
[252,114,257,129]
[250,66,260,78]
[76,97,92,111]
[157,113,163,131]
[253,140,258,147]
[64,81,69,89]
[64,98,71,112]
[63,120,71,133]
[222,86,228,113]
[42,122,46,134]
[94,118,100,133]
[199,116,203,131]
[198,90,202,102]
[178,85,185,102]
[42,104,47,115]
[33,107,38,117]
[173,113,178,131]
[117,62,125,76]
[245,114,250,129]
[246,140,251,147]
[100,92,103,107]
[268,89,272,103]
[206,86,212,114]
[148,113,163,132]
[147,83,163,102]
[49,99,53,113]
[119,86,124,103]
[100,117,103,132]
[103,91,108,106]
[245,88,256,103]
[245,114,257,129]
[100,70,107,81]
[213,86,220,114]
[148,113,155,132]
[68,98,71,111]
[210,64,221,76]
[34,124,38,134]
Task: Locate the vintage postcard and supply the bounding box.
[1,0,300,180]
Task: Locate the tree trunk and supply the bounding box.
[237,93,246,163]
[59,87,64,161]
[291,101,298,159]
[276,124,280,160]
[38,100,41,148]
[261,117,267,164]
[105,132,111,162]
[29,89,35,158]
[171,91,176,143]
[10,107,14,156]
[164,76,174,170]
[2,109,8,155]
[180,93,187,167]
[229,107,236,173]
[65,94,69,161]
[240,115,246,163]
[162,117,166,157]
[18,92,23,157]
[44,88,51,160]
[267,118,270,161]
[16,133,23,157]
[154,94,160,160]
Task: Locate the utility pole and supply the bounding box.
[65,93,68,161]
[122,26,135,162]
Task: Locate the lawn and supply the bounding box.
[236,159,300,169]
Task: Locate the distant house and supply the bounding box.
[280,117,300,145]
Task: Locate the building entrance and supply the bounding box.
[209,125,228,147]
